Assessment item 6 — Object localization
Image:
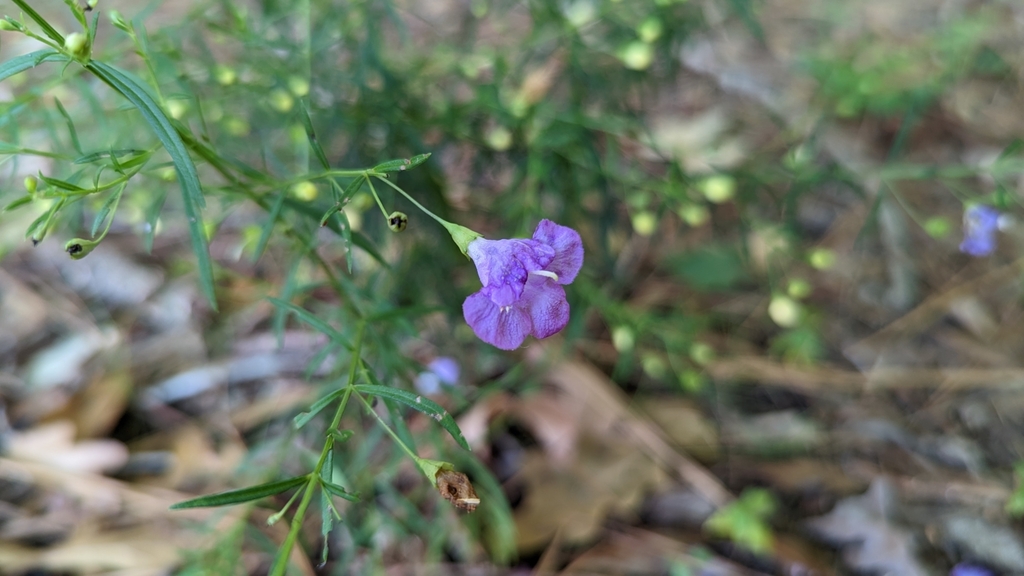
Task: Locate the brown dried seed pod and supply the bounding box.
[435,469,479,512]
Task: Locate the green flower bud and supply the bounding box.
[23,175,37,194]
[215,65,237,86]
[387,211,408,232]
[700,175,736,204]
[64,32,90,61]
[109,10,129,31]
[689,342,715,366]
[88,0,99,9]
[638,18,663,43]
[485,126,512,151]
[0,18,20,31]
[923,217,951,238]
[290,181,318,201]
[768,295,802,328]
[619,41,653,70]
[807,248,836,270]
[269,89,293,113]
[65,238,98,260]
[631,211,657,236]
[287,76,309,97]
[612,326,635,352]
[787,278,812,299]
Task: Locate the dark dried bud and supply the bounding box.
[387,211,408,232]
[435,469,479,512]
[64,238,96,260]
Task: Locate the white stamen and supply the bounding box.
[530,270,559,282]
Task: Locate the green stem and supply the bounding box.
[364,175,392,221]
[373,174,448,228]
[356,391,420,462]
[269,321,365,576]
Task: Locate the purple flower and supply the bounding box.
[462,220,583,350]
[414,357,460,395]
[950,564,994,576]
[959,205,1001,256]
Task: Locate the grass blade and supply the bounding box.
[87,61,217,309]
[169,475,308,509]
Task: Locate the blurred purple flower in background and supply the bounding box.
[414,357,460,395]
[950,563,994,576]
[462,219,583,350]
[959,205,1001,257]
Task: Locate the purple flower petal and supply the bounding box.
[532,219,584,284]
[467,238,555,306]
[521,277,569,339]
[463,291,531,350]
[959,205,1000,257]
[428,357,460,386]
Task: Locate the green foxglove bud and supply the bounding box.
[387,211,408,232]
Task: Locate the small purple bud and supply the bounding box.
[428,357,459,386]
[959,205,1000,257]
[414,357,461,395]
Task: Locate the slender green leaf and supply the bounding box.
[320,451,335,566]
[303,342,334,382]
[53,98,83,155]
[299,101,331,170]
[142,187,167,253]
[3,195,33,212]
[998,139,1024,162]
[351,231,388,268]
[371,153,431,173]
[281,197,388,268]
[320,479,360,502]
[86,61,217,309]
[90,184,125,237]
[252,191,286,263]
[354,384,470,451]
[319,204,341,228]
[8,1,64,44]
[328,429,354,443]
[266,296,350,348]
[293,388,345,430]
[38,174,85,192]
[169,475,308,509]
[336,207,353,273]
[340,175,364,204]
[74,149,147,164]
